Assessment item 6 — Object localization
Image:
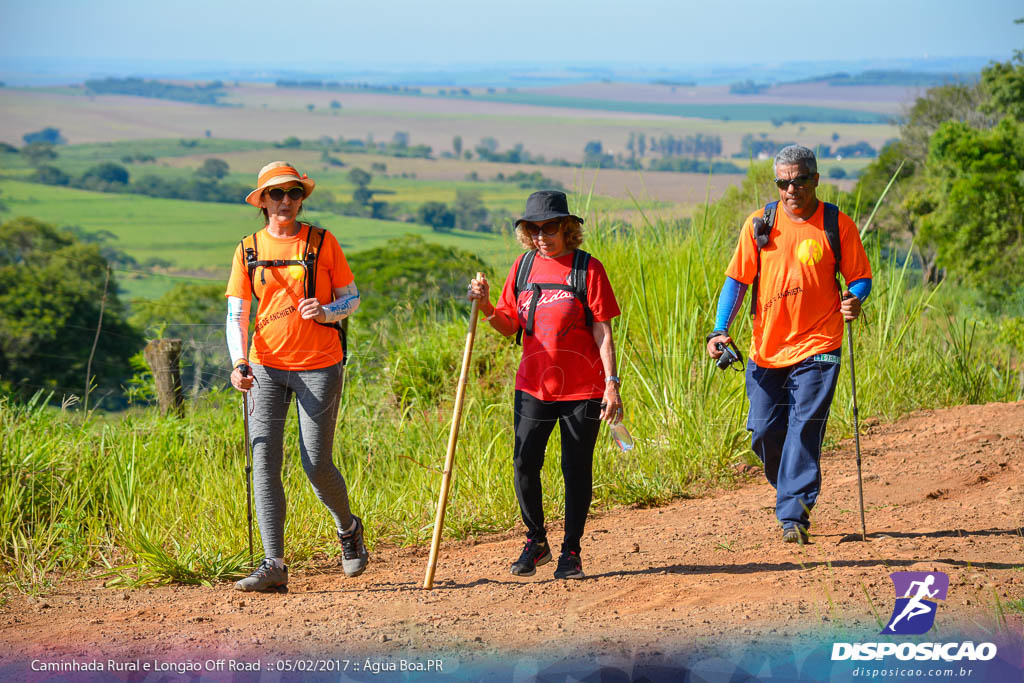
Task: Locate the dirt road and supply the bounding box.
[1,402,1021,677]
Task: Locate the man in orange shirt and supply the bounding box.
[707,145,872,543]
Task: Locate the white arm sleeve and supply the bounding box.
[226,296,250,366]
[321,282,360,323]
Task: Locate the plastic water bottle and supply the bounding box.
[610,422,635,452]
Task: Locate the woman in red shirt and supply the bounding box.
[468,190,622,579]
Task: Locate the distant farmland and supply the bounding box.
[0,84,900,163]
[0,179,516,299]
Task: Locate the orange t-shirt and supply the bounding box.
[725,202,872,368]
[225,224,354,371]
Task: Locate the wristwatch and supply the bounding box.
[606,375,621,386]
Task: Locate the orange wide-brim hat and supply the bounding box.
[244,161,316,207]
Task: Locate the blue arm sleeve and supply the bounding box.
[848,278,872,303]
[713,277,748,333]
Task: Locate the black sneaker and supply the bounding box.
[782,525,810,544]
[510,539,551,576]
[554,550,585,579]
[234,559,288,592]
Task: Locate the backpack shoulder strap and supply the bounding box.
[750,202,777,319]
[822,202,842,283]
[570,249,593,326]
[514,250,537,299]
[304,225,349,365]
[303,223,326,301]
[242,232,260,296]
[513,250,537,345]
[762,201,777,232]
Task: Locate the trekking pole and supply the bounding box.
[845,304,867,543]
[423,273,483,590]
[240,364,255,567]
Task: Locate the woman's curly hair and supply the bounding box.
[514,216,584,251]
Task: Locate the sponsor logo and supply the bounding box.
[811,352,840,364]
[831,571,997,663]
[831,642,997,662]
[882,571,948,635]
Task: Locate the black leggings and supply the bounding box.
[513,390,602,554]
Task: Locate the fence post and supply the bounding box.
[143,339,184,416]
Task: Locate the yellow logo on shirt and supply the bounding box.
[288,252,305,282]
[797,239,824,266]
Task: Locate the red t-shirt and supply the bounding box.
[495,250,620,401]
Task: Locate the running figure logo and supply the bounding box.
[881,571,949,635]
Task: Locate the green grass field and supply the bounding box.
[3,200,1021,591]
[0,179,517,299]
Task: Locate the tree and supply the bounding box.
[32,164,70,186]
[0,218,141,402]
[22,127,65,145]
[330,100,342,109]
[417,201,455,231]
[452,135,462,157]
[475,137,499,160]
[196,158,230,179]
[21,141,57,165]
[981,48,1024,121]
[346,235,488,321]
[348,167,372,188]
[583,140,614,168]
[912,118,1024,303]
[79,162,130,190]
[453,189,490,232]
[306,103,315,112]
[130,283,225,398]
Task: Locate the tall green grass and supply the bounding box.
[2,174,1021,592]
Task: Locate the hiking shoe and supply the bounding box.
[510,539,552,577]
[782,526,809,544]
[338,516,369,577]
[554,550,585,579]
[234,559,288,592]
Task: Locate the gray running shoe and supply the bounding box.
[782,526,810,544]
[234,559,288,592]
[338,515,369,577]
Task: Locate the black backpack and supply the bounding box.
[512,249,593,345]
[241,223,349,365]
[750,201,842,320]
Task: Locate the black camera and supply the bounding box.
[714,340,744,371]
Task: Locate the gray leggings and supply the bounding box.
[247,362,352,559]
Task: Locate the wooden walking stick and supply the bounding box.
[423,273,483,590]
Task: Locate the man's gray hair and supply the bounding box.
[774,145,817,175]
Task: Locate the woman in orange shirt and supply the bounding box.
[225,162,367,592]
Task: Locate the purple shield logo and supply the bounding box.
[881,571,949,635]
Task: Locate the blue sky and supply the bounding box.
[1,0,1020,68]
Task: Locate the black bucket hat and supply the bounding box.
[514,190,584,227]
